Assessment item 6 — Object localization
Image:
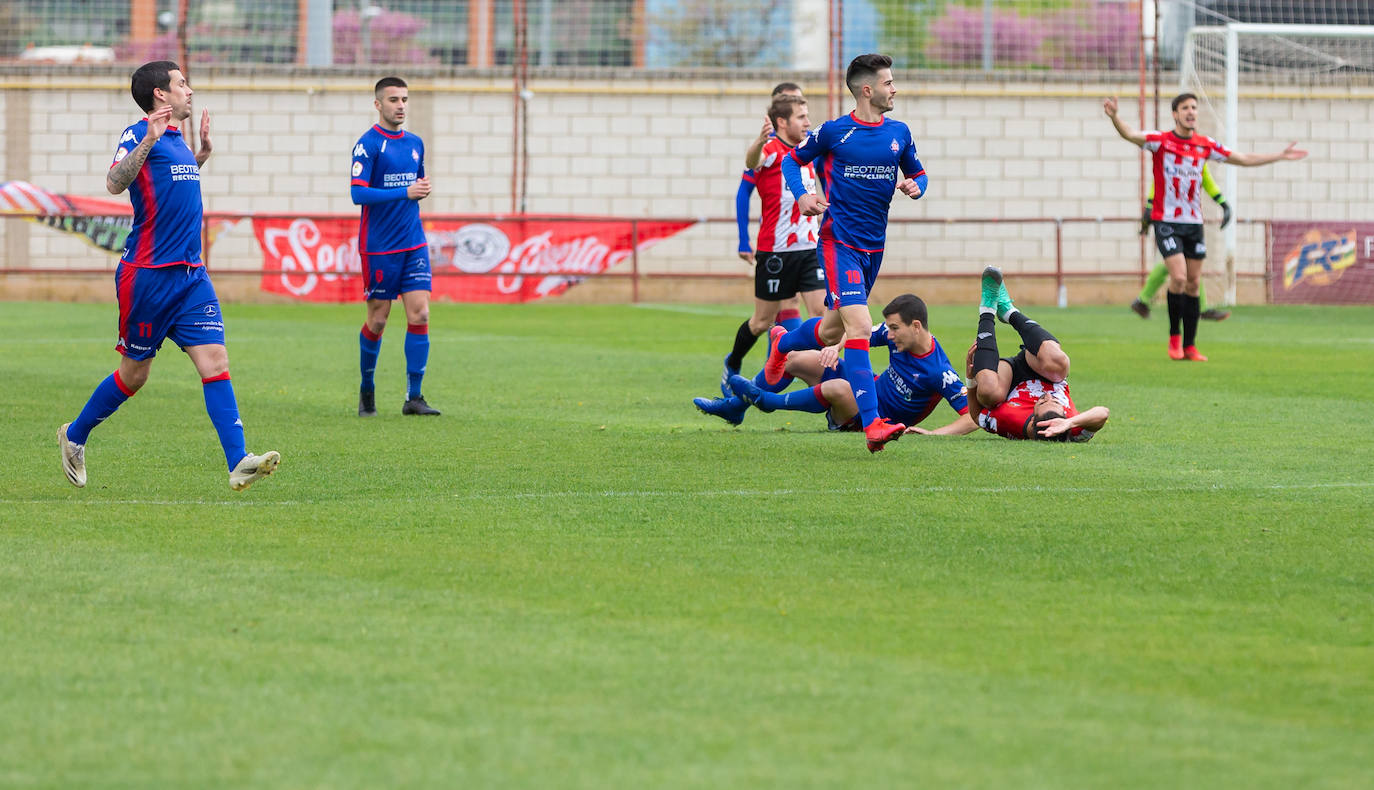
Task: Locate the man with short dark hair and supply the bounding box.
[58,60,280,491]
[1105,92,1306,360]
[760,53,929,452]
[351,76,439,416]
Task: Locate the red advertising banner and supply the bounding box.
[1270,221,1374,305]
[254,216,696,303]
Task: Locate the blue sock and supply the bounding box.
[404,324,429,400]
[202,374,247,470]
[752,369,793,394]
[68,371,134,444]
[759,385,828,414]
[360,324,382,392]
[843,340,881,427]
[777,308,803,332]
[777,317,822,354]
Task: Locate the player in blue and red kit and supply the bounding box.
[715,294,970,436]
[762,54,928,452]
[351,76,439,417]
[57,60,280,491]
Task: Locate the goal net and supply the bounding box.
[1179,19,1374,304]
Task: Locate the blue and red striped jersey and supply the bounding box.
[870,325,969,425]
[782,112,926,253]
[351,124,427,255]
[111,121,203,268]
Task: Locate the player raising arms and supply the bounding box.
[718,94,826,394]
[713,294,970,439]
[913,267,1110,441]
[351,76,439,416]
[761,53,928,452]
[1105,92,1306,360]
[57,60,280,491]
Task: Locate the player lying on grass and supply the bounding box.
[908,267,1110,441]
[695,294,971,449]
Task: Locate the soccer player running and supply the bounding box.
[714,294,970,436]
[1105,93,1306,360]
[1130,160,1232,321]
[912,267,1110,441]
[719,94,826,393]
[57,60,279,491]
[761,54,928,452]
[351,76,439,416]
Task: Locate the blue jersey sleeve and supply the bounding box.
[351,184,409,205]
[869,323,889,347]
[417,139,426,180]
[350,137,375,190]
[782,122,827,200]
[736,171,755,253]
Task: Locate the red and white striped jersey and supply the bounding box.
[1143,131,1232,224]
[754,137,819,253]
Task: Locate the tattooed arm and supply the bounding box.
[107,106,171,195]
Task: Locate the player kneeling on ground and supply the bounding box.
[910,267,1109,442]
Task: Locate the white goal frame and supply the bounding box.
[1180,22,1374,304]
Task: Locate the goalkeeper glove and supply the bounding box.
[1218,198,1233,229]
[1139,203,1152,236]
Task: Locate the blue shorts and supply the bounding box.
[115,264,225,360]
[819,233,883,309]
[363,246,431,301]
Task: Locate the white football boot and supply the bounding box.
[58,423,86,488]
[229,450,281,492]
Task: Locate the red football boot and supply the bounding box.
[1183,345,1208,361]
[864,417,905,453]
[762,325,789,386]
[1167,334,1184,360]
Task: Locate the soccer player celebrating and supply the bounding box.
[57,60,280,491]
[351,76,439,416]
[724,83,824,392]
[707,294,970,440]
[761,53,928,452]
[1130,161,1232,322]
[1105,93,1306,360]
[915,267,1110,442]
[719,94,826,394]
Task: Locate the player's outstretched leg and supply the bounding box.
[729,374,830,416]
[230,450,281,492]
[762,325,790,385]
[693,395,748,426]
[1131,263,1168,318]
[57,423,86,488]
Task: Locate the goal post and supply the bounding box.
[1180,22,1374,305]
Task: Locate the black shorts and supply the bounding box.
[754,249,825,301]
[1153,221,1207,260]
[1002,350,1038,389]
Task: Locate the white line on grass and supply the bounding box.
[5,481,1369,508]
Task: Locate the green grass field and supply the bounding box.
[2,299,1372,788]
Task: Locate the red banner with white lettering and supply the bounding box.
[254,216,696,302]
[1270,221,1374,305]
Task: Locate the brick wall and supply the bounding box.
[2,67,1370,303]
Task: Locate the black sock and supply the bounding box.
[726,320,760,370]
[973,312,1000,375]
[1182,294,1201,347]
[1166,291,1183,337]
[1006,310,1058,355]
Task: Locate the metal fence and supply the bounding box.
[3,0,1151,71]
